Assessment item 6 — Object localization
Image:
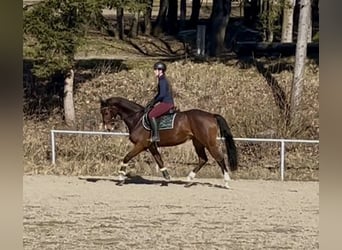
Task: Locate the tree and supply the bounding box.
[63,70,76,126]
[180,0,187,30]
[144,0,153,34]
[127,0,149,38]
[190,0,201,27]
[102,0,124,39]
[23,0,102,126]
[260,0,282,42]
[167,0,178,35]
[281,0,296,42]
[153,0,169,36]
[306,1,312,42]
[128,11,140,38]
[116,6,125,39]
[103,0,148,39]
[290,0,311,124]
[208,0,231,56]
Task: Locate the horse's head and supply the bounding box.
[100,96,145,132]
[100,98,119,131]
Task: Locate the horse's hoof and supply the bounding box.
[116,180,125,186]
[160,181,168,187]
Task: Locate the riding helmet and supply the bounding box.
[153,61,167,72]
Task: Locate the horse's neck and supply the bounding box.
[117,102,143,132]
[119,110,138,130]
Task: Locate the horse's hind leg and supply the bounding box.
[207,145,231,189]
[149,143,170,183]
[186,139,208,185]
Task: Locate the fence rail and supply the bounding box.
[50,129,319,181]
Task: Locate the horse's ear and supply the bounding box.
[99,97,106,107]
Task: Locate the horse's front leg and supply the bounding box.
[116,143,145,186]
[149,143,170,185]
[117,161,128,186]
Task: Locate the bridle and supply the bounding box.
[101,106,118,125]
[101,103,143,130]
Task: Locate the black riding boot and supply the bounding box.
[150,117,160,142]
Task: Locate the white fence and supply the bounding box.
[50,129,319,181]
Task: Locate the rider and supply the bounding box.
[145,61,175,142]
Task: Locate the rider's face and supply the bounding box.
[154,69,162,77]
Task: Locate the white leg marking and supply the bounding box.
[118,174,126,181]
[118,170,126,175]
[224,171,231,189]
[118,162,128,181]
[224,171,231,181]
[187,171,196,182]
[120,162,129,168]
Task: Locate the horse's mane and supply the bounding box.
[104,97,144,112]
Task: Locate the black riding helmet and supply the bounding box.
[153,61,167,72]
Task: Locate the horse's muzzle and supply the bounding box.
[104,124,114,132]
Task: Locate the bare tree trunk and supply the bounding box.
[190,0,201,27]
[307,3,312,42]
[180,0,187,30]
[167,0,178,34]
[153,0,169,36]
[259,0,264,14]
[281,0,295,42]
[144,0,153,35]
[290,0,311,124]
[64,69,75,127]
[129,11,140,38]
[208,0,231,57]
[116,7,124,40]
[266,0,274,42]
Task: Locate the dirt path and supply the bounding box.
[23,175,319,249]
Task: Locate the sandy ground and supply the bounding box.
[23,175,319,250]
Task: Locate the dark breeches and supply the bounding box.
[148,102,174,119]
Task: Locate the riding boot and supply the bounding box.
[150,117,160,142]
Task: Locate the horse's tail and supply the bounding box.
[214,114,238,171]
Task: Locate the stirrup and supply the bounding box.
[150,136,160,142]
[153,138,160,142]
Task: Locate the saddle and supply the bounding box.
[142,109,178,131]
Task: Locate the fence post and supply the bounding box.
[280,140,285,181]
[196,25,206,57]
[51,130,56,165]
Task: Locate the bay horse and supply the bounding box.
[100,96,238,188]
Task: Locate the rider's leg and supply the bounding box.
[148,103,174,142]
[147,111,160,142]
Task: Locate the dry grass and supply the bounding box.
[24,56,319,181]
